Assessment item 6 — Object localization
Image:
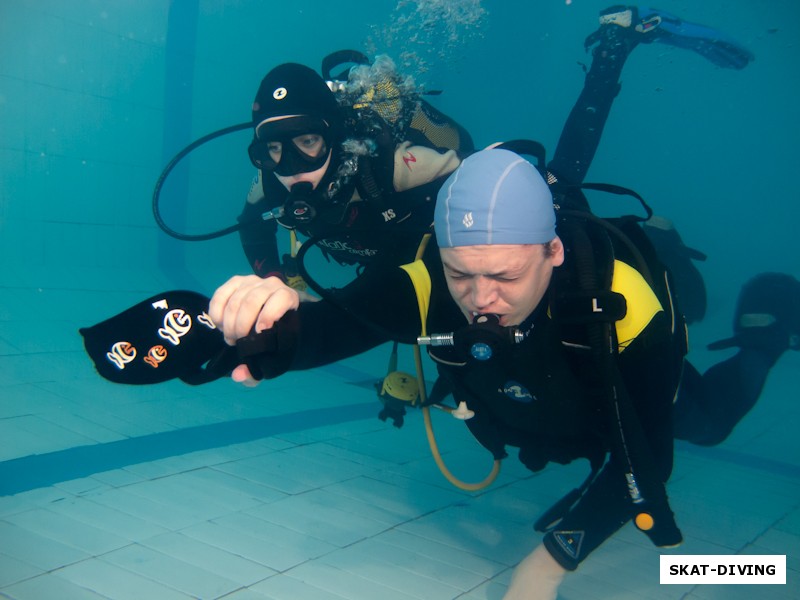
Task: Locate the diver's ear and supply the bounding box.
[550,236,565,267]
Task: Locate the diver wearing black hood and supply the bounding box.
[238,61,465,282]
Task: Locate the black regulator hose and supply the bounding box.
[152,121,252,241]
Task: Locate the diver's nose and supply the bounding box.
[472,277,498,311]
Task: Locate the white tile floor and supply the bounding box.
[0,280,798,599]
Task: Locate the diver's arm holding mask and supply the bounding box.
[503,544,567,600]
[209,274,302,386]
[210,275,300,346]
[209,258,424,386]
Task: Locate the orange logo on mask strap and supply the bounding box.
[158,309,192,345]
[143,345,168,368]
[107,341,136,370]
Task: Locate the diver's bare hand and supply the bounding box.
[209,274,300,346]
[230,363,260,387]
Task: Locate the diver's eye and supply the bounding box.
[445,270,470,281]
[266,141,283,157]
[292,134,326,158]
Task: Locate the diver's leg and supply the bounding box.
[673,352,776,446]
[548,5,754,185]
[547,7,639,185]
[674,273,799,445]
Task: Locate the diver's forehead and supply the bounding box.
[441,244,539,273]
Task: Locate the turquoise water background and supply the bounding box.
[4,1,798,297]
[0,2,799,598]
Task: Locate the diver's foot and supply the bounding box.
[642,216,708,324]
[598,5,658,33]
[708,273,800,356]
[586,6,754,70]
[584,6,646,59]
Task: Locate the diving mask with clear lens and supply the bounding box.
[248,116,331,176]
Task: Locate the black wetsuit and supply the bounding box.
[257,241,683,571]
[262,225,774,568]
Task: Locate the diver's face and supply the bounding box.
[250,114,333,188]
[440,239,564,327]
[268,132,331,190]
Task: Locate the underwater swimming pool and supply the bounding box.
[1,1,798,598]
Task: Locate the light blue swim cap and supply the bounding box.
[435,148,555,248]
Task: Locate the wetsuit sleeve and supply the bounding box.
[286,262,425,371]
[393,142,461,192]
[543,311,678,571]
[237,173,283,278]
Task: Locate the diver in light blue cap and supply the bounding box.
[434,149,564,328]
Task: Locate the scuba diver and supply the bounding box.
[203,148,799,600]
[238,55,470,287]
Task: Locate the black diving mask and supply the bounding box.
[248,116,331,176]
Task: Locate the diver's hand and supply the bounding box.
[230,363,260,387]
[503,544,566,600]
[209,274,300,346]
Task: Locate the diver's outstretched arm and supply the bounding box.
[548,6,754,185]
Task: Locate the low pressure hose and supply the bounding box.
[409,231,501,491]
[153,121,252,241]
[416,344,501,491]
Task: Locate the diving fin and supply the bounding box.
[589,6,754,70]
[80,290,236,385]
[708,272,800,354]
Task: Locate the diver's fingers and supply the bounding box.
[223,278,300,342]
[210,275,296,344]
[231,363,260,387]
[253,285,300,333]
[209,274,261,335]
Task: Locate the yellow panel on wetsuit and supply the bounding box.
[399,259,432,337]
[612,259,663,352]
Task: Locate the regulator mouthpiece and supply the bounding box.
[418,314,524,361]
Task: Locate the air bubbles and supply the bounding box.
[368,0,488,76]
